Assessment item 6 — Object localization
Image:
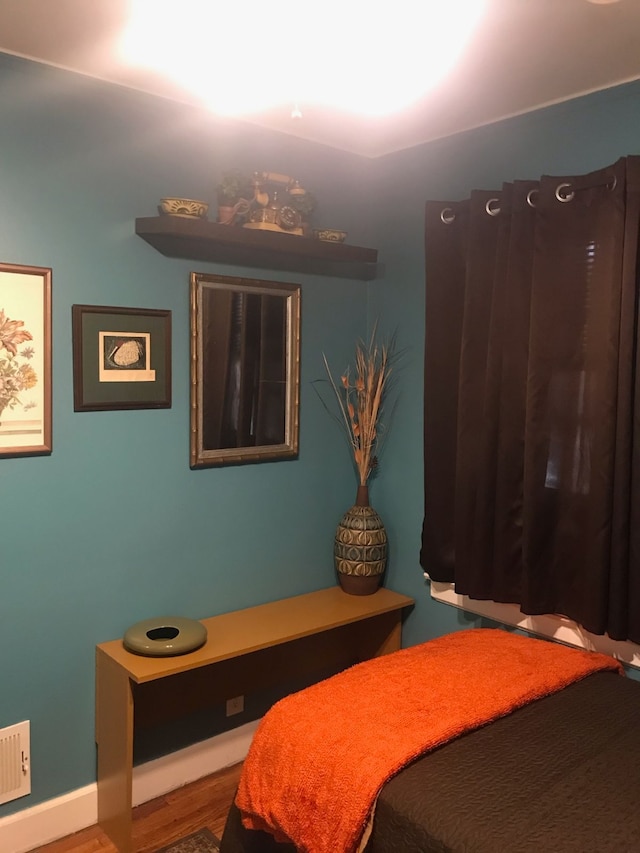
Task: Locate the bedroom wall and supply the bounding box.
[0,52,378,816]
[365,79,640,663]
[3,49,640,824]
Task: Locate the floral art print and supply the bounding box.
[0,264,51,456]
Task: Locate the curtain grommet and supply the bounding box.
[526,189,538,208]
[555,182,575,203]
[486,198,501,216]
[440,207,455,224]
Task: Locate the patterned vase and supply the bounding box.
[334,484,388,595]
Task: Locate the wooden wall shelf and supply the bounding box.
[135,216,379,280]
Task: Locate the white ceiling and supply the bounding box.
[0,0,639,158]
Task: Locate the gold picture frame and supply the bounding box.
[190,272,301,467]
[0,262,52,458]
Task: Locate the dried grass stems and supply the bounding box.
[317,330,398,486]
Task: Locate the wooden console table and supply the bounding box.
[95,586,414,852]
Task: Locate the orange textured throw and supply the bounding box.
[236,628,622,853]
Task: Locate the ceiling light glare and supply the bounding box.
[121,0,487,117]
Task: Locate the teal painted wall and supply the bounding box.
[3,49,640,819]
[0,53,374,815]
[366,80,640,661]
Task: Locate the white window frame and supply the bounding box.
[430,579,640,670]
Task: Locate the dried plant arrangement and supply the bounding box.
[316,328,399,487]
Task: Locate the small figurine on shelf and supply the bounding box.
[243,172,316,236]
[216,169,253,225]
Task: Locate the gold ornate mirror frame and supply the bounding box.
[190,271,301,468]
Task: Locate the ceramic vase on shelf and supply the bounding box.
[217,205,236,225]
[334,484,388,595]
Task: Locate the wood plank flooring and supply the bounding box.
[26,762,243,853]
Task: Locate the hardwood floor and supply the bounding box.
[26,762,243,853]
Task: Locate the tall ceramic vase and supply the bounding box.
[334,484,388,595]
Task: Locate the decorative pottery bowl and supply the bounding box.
[313,229,347,243]
[158,198,209,219]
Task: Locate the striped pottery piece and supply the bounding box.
[334,500,387,595]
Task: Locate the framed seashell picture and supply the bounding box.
[72,304,171,411]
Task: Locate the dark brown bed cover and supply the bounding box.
[220,671,640,852]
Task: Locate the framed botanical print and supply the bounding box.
[0,263,52,457]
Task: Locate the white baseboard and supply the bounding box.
[0,720,259,853]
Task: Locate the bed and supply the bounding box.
[219,628,640,853]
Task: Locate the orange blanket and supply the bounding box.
[236,628,622,853]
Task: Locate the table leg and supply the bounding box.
[96,648,134,853]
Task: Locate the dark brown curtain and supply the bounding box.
[421,156,640,643]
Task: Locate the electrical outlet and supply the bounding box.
[226,695,244,716]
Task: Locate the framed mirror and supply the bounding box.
[190,272,301,467]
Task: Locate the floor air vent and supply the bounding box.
[0,721,30,806]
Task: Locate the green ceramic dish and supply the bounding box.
[123,616,207,657]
